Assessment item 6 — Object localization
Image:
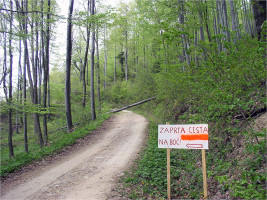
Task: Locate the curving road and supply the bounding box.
[1,111,148,200]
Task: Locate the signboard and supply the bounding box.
[158,124,208,149]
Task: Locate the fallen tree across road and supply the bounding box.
[108,97,156,113]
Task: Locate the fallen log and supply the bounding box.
[108,97,156,113]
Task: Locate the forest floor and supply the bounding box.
[1,110,148,200]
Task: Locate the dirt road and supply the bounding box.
[1,111,148,200]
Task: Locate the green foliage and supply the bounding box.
[105,81,130,105]
[154,38,266,124]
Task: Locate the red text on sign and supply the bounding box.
[159,127,185,134]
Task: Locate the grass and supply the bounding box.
[0,112,111,177]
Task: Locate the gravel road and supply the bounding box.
[1,111,148,200]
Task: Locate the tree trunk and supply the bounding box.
[8,0,14,157]
[221,0,231,42]
[104,23,107,90]
[204,0,212,43]
[179,0,190,67]
[90,0,96,121]
[216,0,222,53]
[108,97,156,113]
[229,0,237,44]
[196,0,207,61]
[114,42,116,85]
[38,46,42,105]
[143,41,146,69]
[82,0,91,108]
[43,0,51,145]
[16,39,22,134]
[125,17,128,80]
[65,0,74,131]
[125,47,128,80]
[23,32,29,153]
[96,23,101,112]
[251,0,266,40]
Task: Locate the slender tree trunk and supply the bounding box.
[197,0,207,61]
[82,0,91,108]
[65,0,74,131]
[1,2,8,99]
[125,5,128,80]
[16,40,22,134]
[143,41,145,69]
[213,6,219,53]
[179,0,190,67]
[125,21,128,80]
[90,0,96,121]
[197,1,205,42]
[194,30,199,67]
[23,30,29,153]
[8,0,14,158]
[125,47,128,81]
[222,0,231,42]
[104,23,107,90]
[96,24,101,112]
[43,0,51,145]
[114,42,116,85]
[32,0,43,147]
[136,34,139,70]
[230,0,237,44]
[38,48,42,105]
[216,0,222,53]
[204,1,212,43]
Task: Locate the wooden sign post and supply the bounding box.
[158,124,209,199]
[167,148,171,200]
[202,149,208,198]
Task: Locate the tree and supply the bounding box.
[82,0,91,108]
[96,22,101,112]
[65,0,74,131]
[43,0,51,145]
[8,0,14,157]
[90,0,96,121]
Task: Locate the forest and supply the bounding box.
[0,0,266,199]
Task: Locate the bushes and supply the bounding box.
[105,81,130,105]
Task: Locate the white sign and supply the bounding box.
[158,124,208,149]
